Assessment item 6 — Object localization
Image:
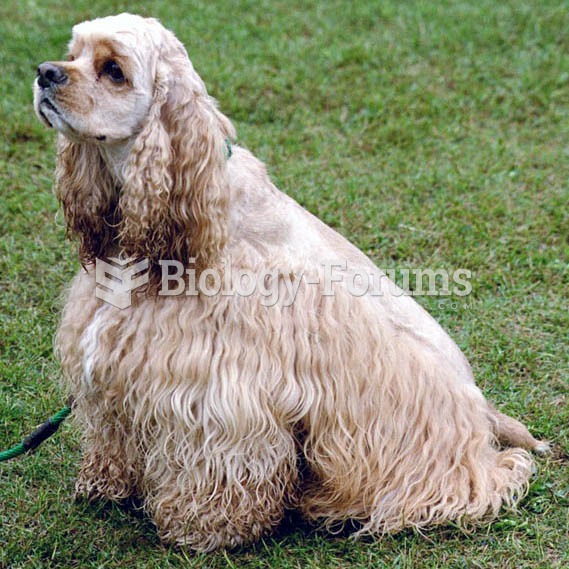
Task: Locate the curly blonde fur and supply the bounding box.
[34,13,547,552]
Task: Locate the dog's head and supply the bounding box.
[34,13,235,273]
[34,13,161,143]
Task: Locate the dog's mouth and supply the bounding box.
[36,96,108,142]
[38,97,61,128]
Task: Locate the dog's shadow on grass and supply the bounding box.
[73,495,361,556]
[72,464,565,562]
[70,497,478,557]
[73,495,163,550]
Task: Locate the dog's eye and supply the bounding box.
[102,60,125,84]
[66,54,75,62]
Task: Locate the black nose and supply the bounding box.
[37,62,68,89]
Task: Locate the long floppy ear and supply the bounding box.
[118,31,235,272]
[55,135,118,264]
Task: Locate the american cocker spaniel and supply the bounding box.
[33,13,547,551]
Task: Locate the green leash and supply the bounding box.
[0,404,72,462]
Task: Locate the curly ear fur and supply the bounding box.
[55,137,118,264]
[119,31,235,273]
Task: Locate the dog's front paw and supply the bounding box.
[74,457,138,502]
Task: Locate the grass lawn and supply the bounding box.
[1,0,568,567]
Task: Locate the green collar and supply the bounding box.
[225,138,233,159]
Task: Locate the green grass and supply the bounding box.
[1,0,568,567]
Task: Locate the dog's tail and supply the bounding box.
[488,404,550,454]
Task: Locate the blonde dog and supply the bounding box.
[34,13,546,551]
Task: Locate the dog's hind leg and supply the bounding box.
[295,301,536,535]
